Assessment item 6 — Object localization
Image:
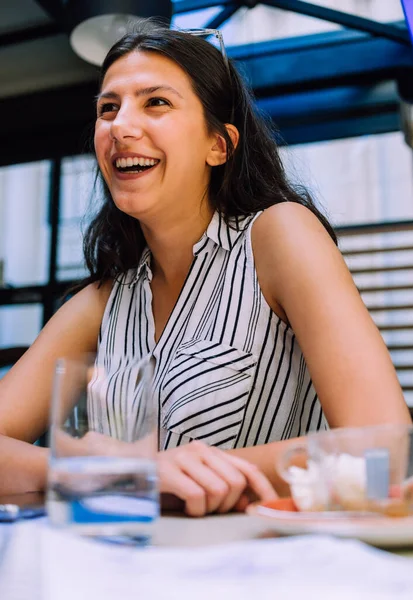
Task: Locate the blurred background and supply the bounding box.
[0,0,412,408]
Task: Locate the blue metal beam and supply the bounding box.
[277,112,400,146]
[258,82,398,122]
[204,3,240,29]
[172,0,233,13]
[261,0,410,45]
[257,82,400,145]
[173,0,411,46]
[228,29,413,96]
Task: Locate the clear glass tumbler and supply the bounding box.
[47,353,158,545]
[277,423,413,515]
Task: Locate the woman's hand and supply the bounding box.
[157,440,277,517]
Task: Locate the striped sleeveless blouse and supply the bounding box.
[92,211,327,450]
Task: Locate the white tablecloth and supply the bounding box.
[1,516,413,600]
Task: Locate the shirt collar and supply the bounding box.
[193,211,249,255]
[129,211,252,286]
[129,246,152,288]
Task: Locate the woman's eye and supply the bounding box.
[147,97,170,108]
[98,102,118,116]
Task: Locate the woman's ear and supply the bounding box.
[207,124,240,167]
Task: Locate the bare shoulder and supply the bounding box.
[48,279,112,325]
[252,202,333,248]
[39,279,113,344]
[67,279,113,314]
[251,202,343,312]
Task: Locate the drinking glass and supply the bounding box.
[276,423,413,515]
[47,353,158,545]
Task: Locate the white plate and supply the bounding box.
[247,502,413,548]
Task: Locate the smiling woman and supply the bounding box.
[0,20,410,517]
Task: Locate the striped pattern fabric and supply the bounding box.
[92,211,327,450]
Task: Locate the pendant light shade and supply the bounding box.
[67,0,173,65]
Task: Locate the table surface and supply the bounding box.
[1,510,413,600]
[1,490,413,556]
[156,513,413,558]
[155,512,285,546]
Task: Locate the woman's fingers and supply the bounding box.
[197,450,248,513]
[201,449,277,513]
[233,493,251,513]
[157,441,277,516]
[224,453,278,503]
[176,453,230,514]
[158,459,208,517]
[158,441,228,514]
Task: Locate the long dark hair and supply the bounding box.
[82,20,336,288]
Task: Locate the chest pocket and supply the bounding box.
[160,338,257,449]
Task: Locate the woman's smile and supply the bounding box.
[112,153,161,180]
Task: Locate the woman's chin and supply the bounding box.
[112,194,157,221]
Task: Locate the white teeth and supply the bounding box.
[115,157,158,169]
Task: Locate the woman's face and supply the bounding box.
[95,50,218,223]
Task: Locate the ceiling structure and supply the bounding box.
[1,0,412,166]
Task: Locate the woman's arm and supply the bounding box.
[0,436,48,494]
[0,279,276,511]
[228,203,411,488]
[0,281,112,494]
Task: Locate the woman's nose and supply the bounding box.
[110,107,144,142]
